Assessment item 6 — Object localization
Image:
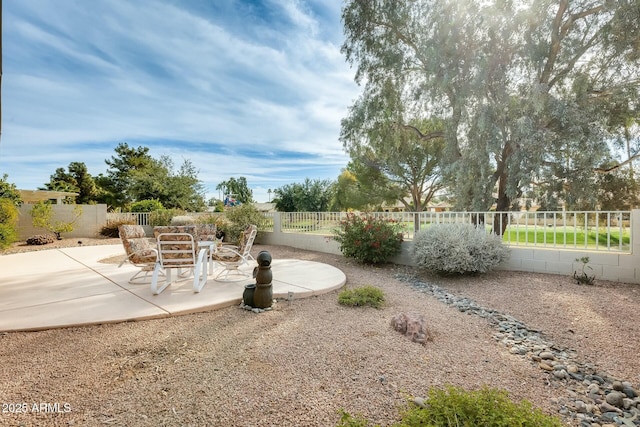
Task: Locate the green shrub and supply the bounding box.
[337,385,562,427]
[223,204,266,243]
[130,199,164,212]
[412,223,509,275]
[397,385,563,427]
[149,209,185,226]
[333,213,403,264]
[0,198,20,249]
[338,285,385,308]
[336,410,375,427]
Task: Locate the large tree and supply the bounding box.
[100,142,156,208]
[216,177,253,205]
[342,0,640,228]
[41,162,98,204]
[341,75,446,211]
[273,178,334,212]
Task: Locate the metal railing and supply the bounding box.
[107,210,632,253]
[276,210,632,252]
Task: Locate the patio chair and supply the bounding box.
[118,225,158,284]
[151,232,209,295]
[211,224,257,281]
[195,223,218,242]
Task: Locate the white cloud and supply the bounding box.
[0,0,360,202]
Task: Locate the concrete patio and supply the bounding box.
[0,244,347,333]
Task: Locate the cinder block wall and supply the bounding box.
[17,204,108,240]
[258,210,640,285]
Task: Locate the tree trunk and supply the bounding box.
[494,172,510,236]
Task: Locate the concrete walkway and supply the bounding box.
[0,245,346,333]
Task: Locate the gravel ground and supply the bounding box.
[1,238,638,426]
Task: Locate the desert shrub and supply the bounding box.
[130,199,164,212]
[149,209,185,226]
[0,198,20,249]
[397,385,563,427]
[223,204,266,243]
[26,234,56,245]
[338,285,385,308]
[337,385,562,427]
[412,223,509,275]
[196,213,222,224]
[170,215,196,225]
[333,213,403,264]
[100,218,136,237]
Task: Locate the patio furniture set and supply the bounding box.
[118,224,258,295]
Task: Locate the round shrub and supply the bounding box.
[333,213,403,264]
[412,223,509,275]
[338,285,385,308]
[170,215,196,225]
[223,204,266,243]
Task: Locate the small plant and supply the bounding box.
[30,202,83,240]
[333,213,403,264]
[412,223,509,275]
[337,385,563,427]
[338,285,385,308]
[573,256,595,285]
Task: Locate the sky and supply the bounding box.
[1,0,361,203]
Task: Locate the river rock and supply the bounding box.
[605,391,625,408]
[539,351,555,360]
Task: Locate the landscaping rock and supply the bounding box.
[396,274,640,426]
[390,312,430,345]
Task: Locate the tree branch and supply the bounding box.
[594,153,640,173]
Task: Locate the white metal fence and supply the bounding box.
[107,210,632,253]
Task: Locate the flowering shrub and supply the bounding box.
[333,213,403,264]
[412,223,509,275]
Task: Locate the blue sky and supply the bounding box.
[1,0,360,202]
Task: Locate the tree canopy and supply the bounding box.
[0,174,23,207]
[216,177,254,205]
[342,0,640,215]
[273,178,334,212]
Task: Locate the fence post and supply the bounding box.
[273,212,282,234]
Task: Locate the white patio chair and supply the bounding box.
[211,224,257,282]
[151,232,209,295]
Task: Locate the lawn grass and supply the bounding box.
[278,218,632,251]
